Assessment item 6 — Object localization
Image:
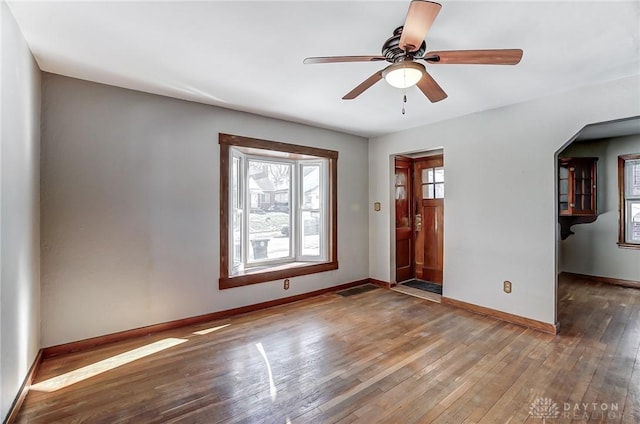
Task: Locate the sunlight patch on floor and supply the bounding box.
[31,338,188,392]
[192,323,230,335]
[256,342,278,401]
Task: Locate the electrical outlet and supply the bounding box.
[503,280,512,293]
[284,279,290,290]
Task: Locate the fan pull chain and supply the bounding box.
[402,88,407,115]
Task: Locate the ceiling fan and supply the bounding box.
[303,0,523,103]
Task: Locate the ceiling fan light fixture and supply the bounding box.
[383,61,424,89]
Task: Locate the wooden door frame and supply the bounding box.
[392,151,445,286]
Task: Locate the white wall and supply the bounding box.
[560,135,640,281]
[0,1,41,420]
[369,75,640,325]
[40,74,369,347]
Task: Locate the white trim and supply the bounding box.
[228,147,329,276]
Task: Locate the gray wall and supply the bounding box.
[560,135,640,281]
[369,75,639,326]
[40,73,369,347]
[0,1,41,420]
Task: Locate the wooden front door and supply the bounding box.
[413,156,444,284]
[394,157,413,283]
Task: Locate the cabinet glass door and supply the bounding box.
[572,162,593,214]
[559,165,569,213]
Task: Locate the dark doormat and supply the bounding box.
[337,284,379,297]
[402,279,442,295]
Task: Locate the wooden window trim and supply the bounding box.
[618,153,640,249]
[219,133,338,289]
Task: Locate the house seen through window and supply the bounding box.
[220,134,338,289]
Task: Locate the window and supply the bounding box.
[219,133,338,289]
[619,154,640,248]
[422,166,444,199]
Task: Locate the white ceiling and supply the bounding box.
[575,116,640,141]
[8,0,640,138]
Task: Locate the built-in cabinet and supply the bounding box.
[558,157,598,239]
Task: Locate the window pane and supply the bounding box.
[248,160,291,261]
[395,172,406,186]
[559,166,568,179]
[302,165,320,209]
[232,208,243,275]
[559,179,568,195]
[434,167,444,183]
[423,168,434,183]
[232,157,240,208]
[301,210,320,256]
[627,201,640,243]
[423,184,434,199]
[435,183,444,199]
[626,160,640,197]
[395,186,406,200]
[231,156,243,275]
[573,194,583,210]
[574,162,590,179]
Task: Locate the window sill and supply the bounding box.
[617,242,640,250]
[219,261,338,289]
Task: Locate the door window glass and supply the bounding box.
[422,166,444,199]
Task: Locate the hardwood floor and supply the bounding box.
[15,276,640,423]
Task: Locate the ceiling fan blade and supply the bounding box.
[342,70,384,100]
[303,56,386,64]
[416,70,447,103]
[399,1,442,52]
[424,49,523,65]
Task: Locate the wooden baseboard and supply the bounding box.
[42,278,369,358]
[561,272,640,289]
[368,278,391,289]
[441,297,558,335]
[4,349,43,424]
